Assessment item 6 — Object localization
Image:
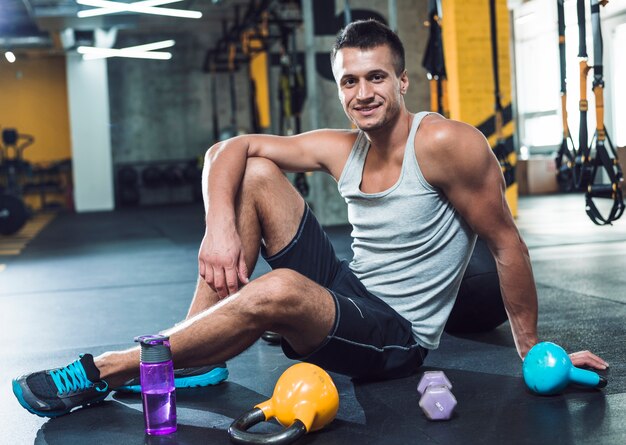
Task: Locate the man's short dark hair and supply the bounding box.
[330,19,405,76]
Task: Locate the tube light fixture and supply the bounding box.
[78,0,182,18]
[77,0,202,19]
[77,39,175,60]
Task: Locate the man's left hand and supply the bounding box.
[569,350,609,370]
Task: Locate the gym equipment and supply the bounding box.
[0,128,34,235]
[228,363,339,445]
[141,166,164,188]
[523,342,607,396]
[584,0,624,224]
[261,331,282,345]
[422,0,448,117]
[275,21,309,199]
[0,193,28,235]
[488,0,516,189]
[162,165,185,187]
[185,159,204,203]
[117,166,139,186]
[417,371,457,421]
[554,0,576,192]
[209,59,221,143]
[119,187,140,206]
[183,161,201,185]
[1,129,34,189]
[116,166,141,207]
[554,0,624,224]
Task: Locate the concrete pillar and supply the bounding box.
[65,54,115,212]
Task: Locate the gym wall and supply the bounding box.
[104,1,432,224]
[0,55,72,164]
[108,33,227,165]
[442,0,518,216]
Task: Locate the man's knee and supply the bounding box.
[239,269,315,323]
[241,157,284,189]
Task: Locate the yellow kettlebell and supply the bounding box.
[228,363,339,444]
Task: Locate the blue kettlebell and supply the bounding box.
[523,342,607,395]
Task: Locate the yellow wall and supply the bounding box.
[0,55,71,164]
[441,0,518,216]
[441,0,514,125]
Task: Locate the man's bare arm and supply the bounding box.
[419,116,608,368]
[199,130,355,298]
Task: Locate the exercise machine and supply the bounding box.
[0,128,33,235]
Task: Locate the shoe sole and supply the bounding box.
[12,379,109,418]
[115,366,229,394]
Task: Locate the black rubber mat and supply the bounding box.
[2,195,625,444]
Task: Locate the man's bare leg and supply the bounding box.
[186,158,304,319]
[95,159,335,387]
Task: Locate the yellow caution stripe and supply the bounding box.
[0,212,57,258]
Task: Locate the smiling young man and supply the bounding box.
[13,19,607,418]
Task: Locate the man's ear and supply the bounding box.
[400,70,409,95]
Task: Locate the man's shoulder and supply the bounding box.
[304,128,360,148]
[414,115,490,187]
[416,114,482,154]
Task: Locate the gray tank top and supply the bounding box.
[337,112,476,349]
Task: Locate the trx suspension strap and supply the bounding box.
[574,0,593,189]
[278,36,293,136]
[488,0,515,187]
[210,57,220,143]
[288,31,306,135]
[277,24,309,197]
[555,0,576,192]
[422,0,448,117]
[228,42,238,134]
[241,29,260,134]
[584,0,624,224]
[290,35,309,198]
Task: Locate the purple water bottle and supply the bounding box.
[135,335,177,436]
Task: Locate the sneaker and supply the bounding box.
[12,354,110,418]
[115,363,229,393]
[261,331,282,344]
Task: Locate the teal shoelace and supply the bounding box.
[50,356,109,396]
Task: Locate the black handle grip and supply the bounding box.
[587,184,616,199]
[228,408,307,445]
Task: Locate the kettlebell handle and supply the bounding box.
[228,407,307,445]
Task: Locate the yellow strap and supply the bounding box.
[429,79,438,113]
[228,44,236,72]
[495,109,503,141]
[560,93,570,138]
[579,60,590,111]
[441,78,449,118]
[593,84,605,141]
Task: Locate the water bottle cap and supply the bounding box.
[135,334,172,363]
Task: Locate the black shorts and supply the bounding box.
[261,205,427,381]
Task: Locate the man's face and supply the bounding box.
[332,45,408,132]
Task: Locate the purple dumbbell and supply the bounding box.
[417,371,457,421]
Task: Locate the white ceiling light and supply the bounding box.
[77,0,202,19]
[5,51,16,63]
[78,0,181,18]
[77,39,175,60]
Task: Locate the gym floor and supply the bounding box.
[2,194,625,445]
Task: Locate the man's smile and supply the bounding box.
[354,103,382,116]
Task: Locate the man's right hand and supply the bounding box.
[198,224,249,298]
